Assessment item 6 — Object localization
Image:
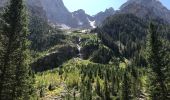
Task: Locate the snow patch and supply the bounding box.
[59,24,71,30]
[87,18,96,28]
[71,13,74,18]
[78,21,83,25]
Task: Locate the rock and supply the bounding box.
[118,0,170,23]
[94,7,115,26]
[0,0,115,28]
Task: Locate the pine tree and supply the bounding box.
[146,23,168,100]
[121,72,131,100]
[96,77,101,96]
[0,0,35,99]
[104,76,111,100]
[87,78,92,100]
[111,72,116,96]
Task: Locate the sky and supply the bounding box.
[63,0,170,16]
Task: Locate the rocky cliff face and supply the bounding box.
[94,7,115,26]
[0,0,115,29]
[71,8,115,28]
[27,0,47,19]
[0,0,6,7]
[40,0,77,27]
[40,0,115,28]
[119,0,170,23]
[39,0,114,28]
[1,0,170,28]
[72,9,95,28]
[0,0,47,19]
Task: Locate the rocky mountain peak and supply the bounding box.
[0,0,115,28]
[0,0,8,8]
[127,0,159,3]
[121,0,161,8]
[74,9,86,14]
[105,7,115,13]
[119,0,170,23]
[94,7,115,26]
[40,0,71,23]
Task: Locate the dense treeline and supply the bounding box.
[32,45,78,72]
[52,59,148,100]
[0,1,170,100]
[29,16,65,51]
[94,14,170,66]
[57,22,170,100]
[93,14,170,99]
[95,14,148,59]
[32,33,116,72]
[146,23,170,99]
[0,0,35,99]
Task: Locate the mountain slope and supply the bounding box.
[94,7,115,26]
[27,0,47,19]
[0,0,47,19]
[0,0,7,9]
[119,0,170,23]
[96,14,148,59]
[0,0,115,28]
[40,0,78,28]
[72,9,95,28]
[39,0,114,28]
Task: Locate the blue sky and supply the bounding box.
[63,0,170,15]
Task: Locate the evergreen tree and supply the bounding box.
[146,23,168,100]
[121,72,131,100]
[111,72,116,96]
[96,77,101,96]
[0,0,35,99]
[104,76,111,100]
[73,90,76,100]
[87,78,92,100]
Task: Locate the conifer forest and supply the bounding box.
[0,0,170,100]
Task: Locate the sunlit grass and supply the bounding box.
[35,70,61,89]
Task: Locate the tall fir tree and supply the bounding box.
[121,72,131,100]
[146,22,168,100]
[0,0,35,99]
[95,76,101,97]
[104,77,111,100]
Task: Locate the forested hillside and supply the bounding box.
[0,0,170,100]
[94,14,170,66]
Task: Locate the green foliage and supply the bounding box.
[79,33,100,59]
[97,14,148,59]
[29,16,65,51]
[30,13,170,100]
[31,32,114,72]
[90,45,114,64]
[32,45,78,72]
[0,0,35,99]
[48,58,147,100]
[40,88,45,98]
[65,71,80,88]
[35,70,60,89]
[121,72,131,100]
[1,2,169,99]
[146,23,169,100]
[48,84,56,91]
[95,77,102,97]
